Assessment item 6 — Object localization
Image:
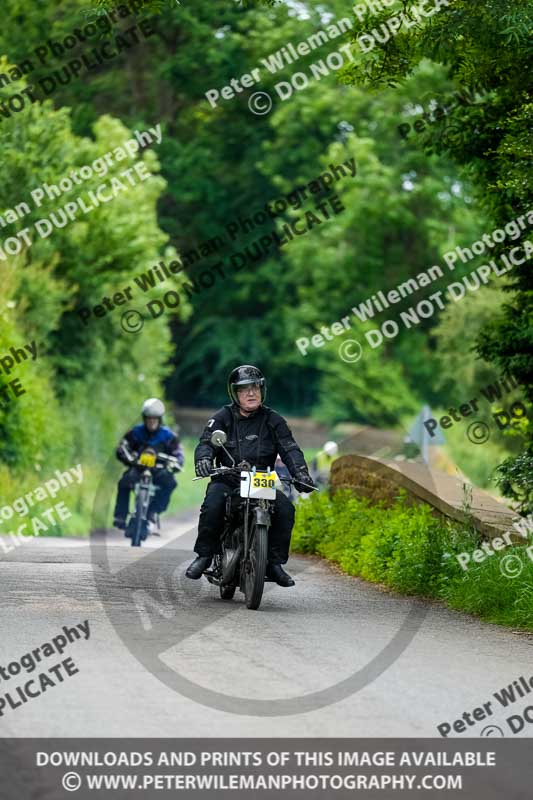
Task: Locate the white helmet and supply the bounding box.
[142,398,165,418]
[323,441,338,457]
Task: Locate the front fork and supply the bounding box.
[243,499,272,561]
[135,471,154,518]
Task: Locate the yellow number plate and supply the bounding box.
[139,452,156,467]
[252,472,277,489]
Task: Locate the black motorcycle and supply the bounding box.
[194,430,315,610]
[125,448,181,547]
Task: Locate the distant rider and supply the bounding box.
[113,398,184,533]
[185,365,315,586]
[310,440,339,488]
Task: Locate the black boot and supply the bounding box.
[266,564,295,587]
[185,556,212,580]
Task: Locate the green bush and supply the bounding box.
[494,448,533,516]
[292,490,533,631]
[0,86,191,537]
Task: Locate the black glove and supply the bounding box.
[195,459,213,478]
[293,471,316,493]
[118,443,136,466]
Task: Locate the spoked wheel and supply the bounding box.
[244,522,268,610]
[131,488,148,547]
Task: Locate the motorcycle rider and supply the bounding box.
[185,365,315,586]
[113,398,184,533]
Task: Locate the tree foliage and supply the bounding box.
[342,0,532,505]
[0,69,190,474]
[0,0,530,504]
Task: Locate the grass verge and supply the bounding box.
[0,436,206,543]
[291,489,533,631]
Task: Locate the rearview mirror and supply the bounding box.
[211,430,227,447]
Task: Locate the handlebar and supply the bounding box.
[156,452,182,470]
[135,452,182,472]
[193,466,317,491]
[192,466,238,481]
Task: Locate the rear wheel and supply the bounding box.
[244,522,268,610]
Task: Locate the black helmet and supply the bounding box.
[227,365,266,405]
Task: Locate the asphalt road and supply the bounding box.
[0,510,532,738]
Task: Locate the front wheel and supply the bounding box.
[244,522,268,610]
[131,486,149,547]
[220,584,236,600]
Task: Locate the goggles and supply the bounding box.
[236,382,262,394]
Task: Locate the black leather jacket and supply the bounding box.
[195,404,309,486]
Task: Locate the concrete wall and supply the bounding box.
[330,454,517,540]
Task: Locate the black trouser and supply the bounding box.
[114,467,177,519]
[194,481,295,565]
